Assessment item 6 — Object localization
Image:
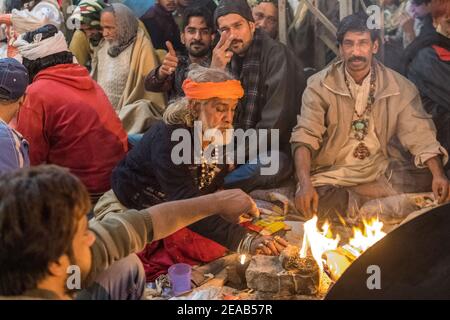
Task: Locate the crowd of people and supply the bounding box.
[0,0,449,300]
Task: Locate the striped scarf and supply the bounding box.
[230,28,263,130]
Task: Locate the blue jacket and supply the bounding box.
[0,120,30,174]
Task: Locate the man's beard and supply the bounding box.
[229,39,250,55]
[187,42,210,58]
[204,127,234,146]
[106,39,119,47]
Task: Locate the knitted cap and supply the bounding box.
[214,0,254,26]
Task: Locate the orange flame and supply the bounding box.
[300,216,386,281]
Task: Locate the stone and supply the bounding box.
[245,255,320,296]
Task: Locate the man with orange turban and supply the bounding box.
[99,64,288,281]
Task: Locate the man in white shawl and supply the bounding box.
[91,3,166,135]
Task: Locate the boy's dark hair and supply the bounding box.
[336,12,380,45]
[181,7,215,32]
[0,165,91,296]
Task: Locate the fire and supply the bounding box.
[300,216,386,281]
[299,216,340,270]
[349,218,386,254]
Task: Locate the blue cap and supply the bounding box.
[0,58,29,101]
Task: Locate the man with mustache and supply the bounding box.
[249,0,294,40]
[291,13,450,223]
[173,0,218,30]
[145,6,215,101]
[210,0,305,193]
[109,65,288,281]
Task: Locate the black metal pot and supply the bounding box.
[326,203,450,299]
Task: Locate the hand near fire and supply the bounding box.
[214,189,260,224]
[251,235,289,256]
[425,156,450,204]
[432,175,450,204]
[294,179,319,219]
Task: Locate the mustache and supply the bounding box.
[190,41,205,46]
[230,39,243,46]
[348,56,367,63]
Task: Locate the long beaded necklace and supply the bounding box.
[199,145,220,190]
[345,66,377,160]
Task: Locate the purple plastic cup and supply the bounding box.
[168,263,192,296]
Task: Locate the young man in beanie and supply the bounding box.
[211,0,305,193]
[0,58,29,174]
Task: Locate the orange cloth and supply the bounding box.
[182,78,244,100]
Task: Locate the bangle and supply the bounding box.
[237,233,256,254]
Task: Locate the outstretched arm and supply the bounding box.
[150,189,258,241]
[88,190,258,281]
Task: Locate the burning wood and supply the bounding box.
[299,216,387,282]
[240,215,387,298]
[280,245,318,275]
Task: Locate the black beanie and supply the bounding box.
[214,0,254,26]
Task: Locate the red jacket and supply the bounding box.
[17,64,128,194]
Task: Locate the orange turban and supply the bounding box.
[182,78,244,100]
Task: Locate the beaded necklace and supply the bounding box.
[345,65,377,160]
[199,145,220,190]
